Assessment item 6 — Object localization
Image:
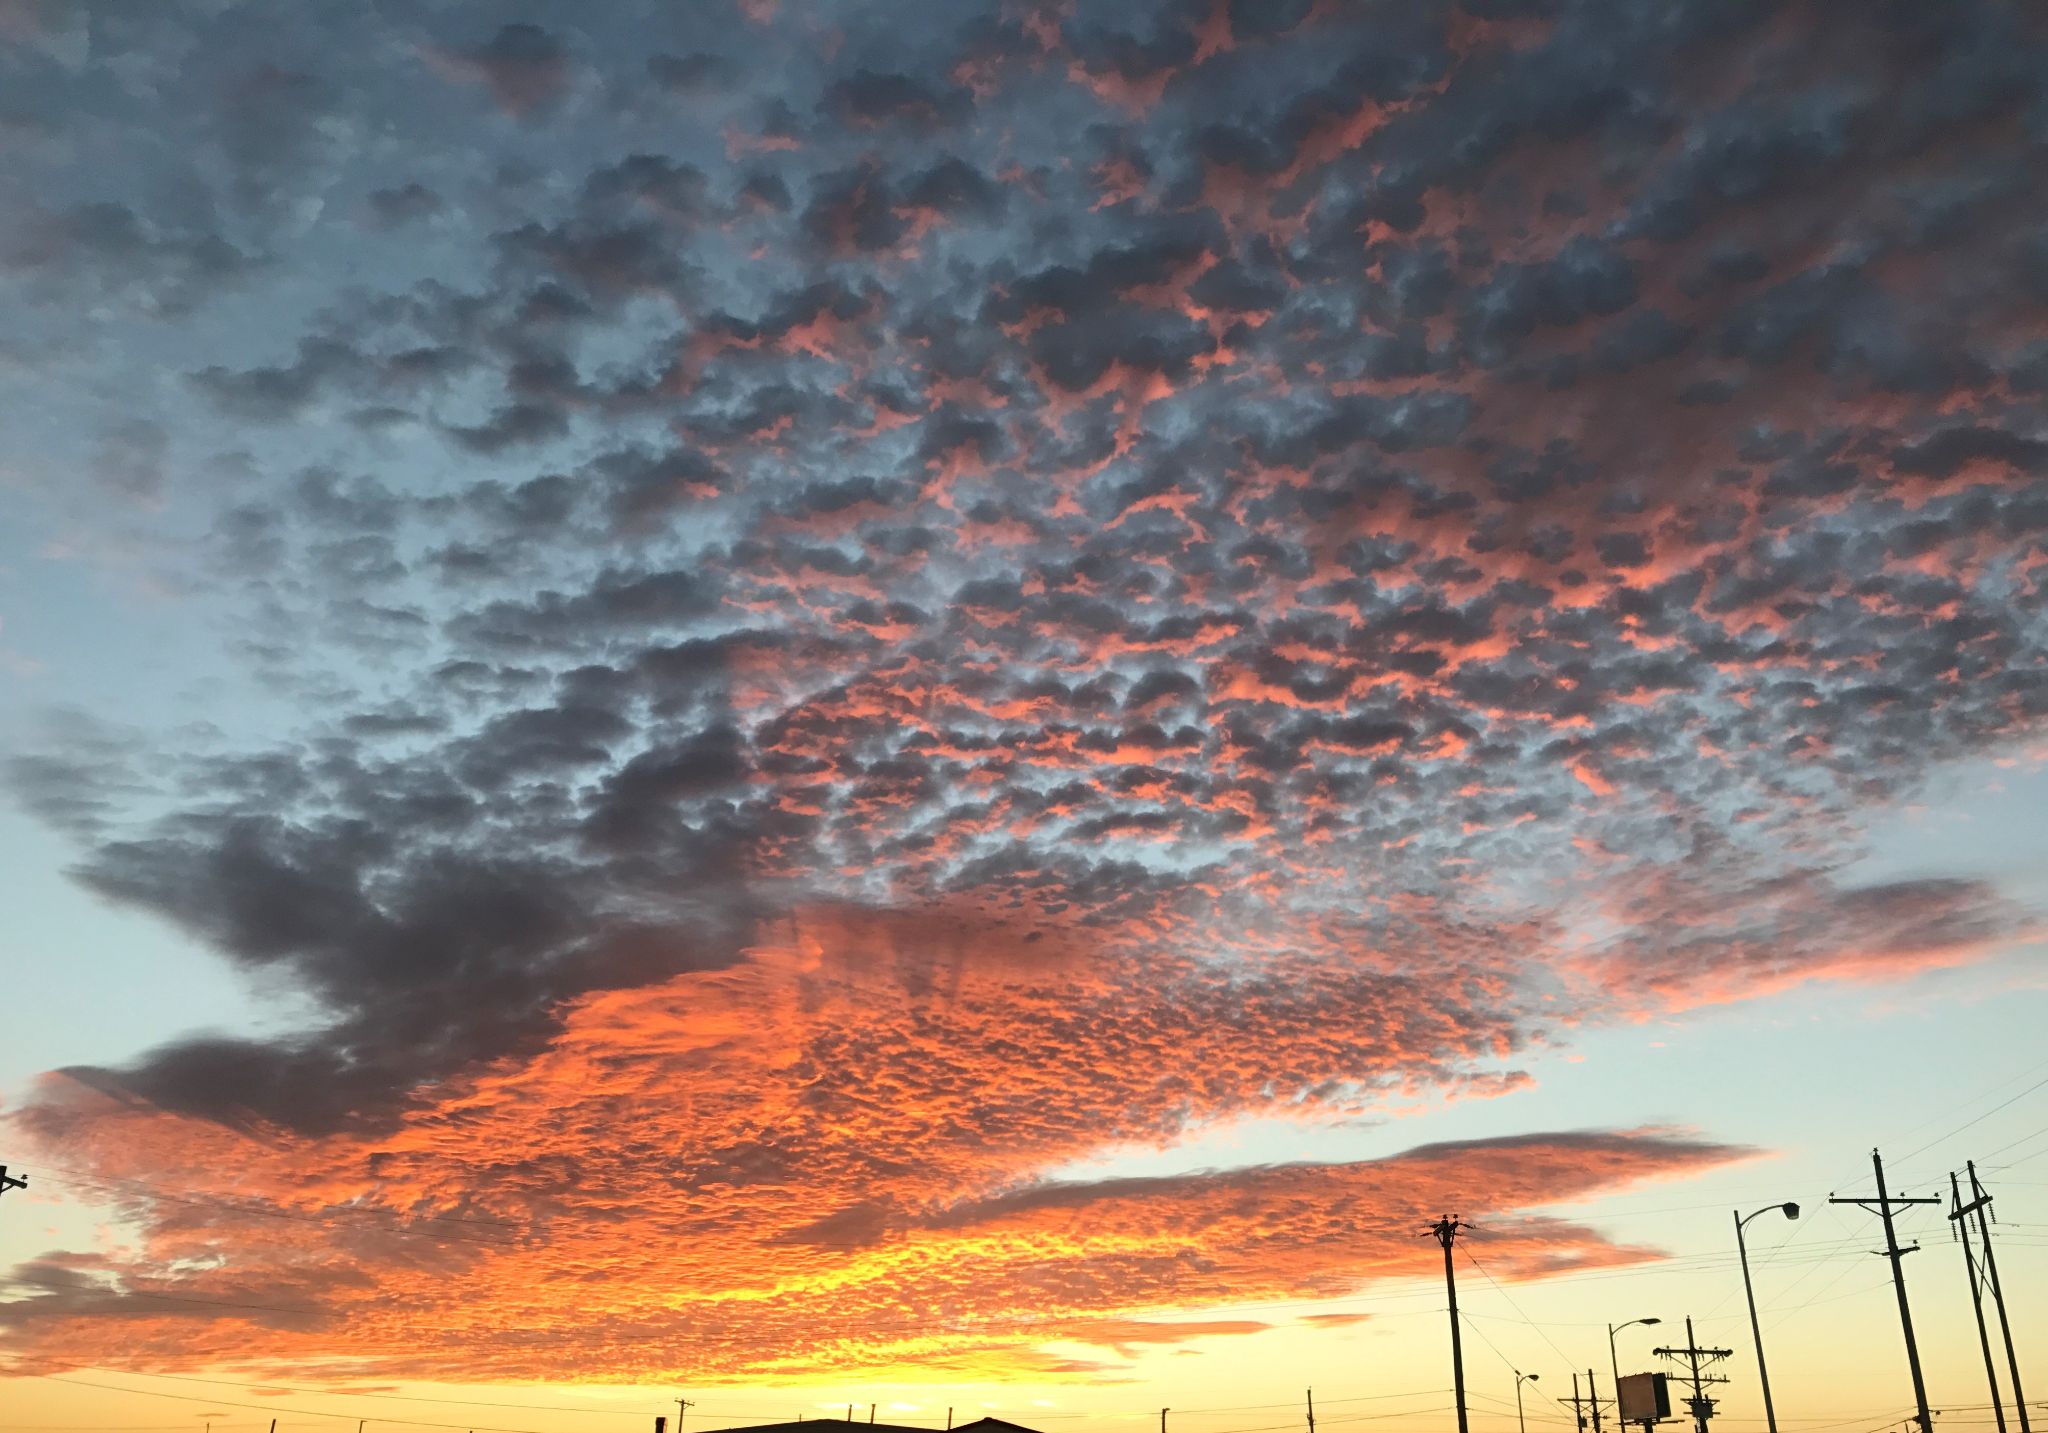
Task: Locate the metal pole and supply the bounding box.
[1736,1206,1795,1433]
[1611,1319,1661,1403]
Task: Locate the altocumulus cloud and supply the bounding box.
[1,0,2044,1383]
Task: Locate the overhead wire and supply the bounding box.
[1889,1071,2048,1170]
[1976,1123,2048,1165]
[1458,1248,1580,1376]
[31,1375,564,1433]
[14,1364,1472,1430]
[34,1365,672,1417]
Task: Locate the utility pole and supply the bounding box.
[1161,1409,1170,1433]
[1951,1171,2007,1433]
[1306,1388,1315,1433]
[1588,1369,1610,1433]
[675,1398,694,1431]
[0,1165,25,1201]
[1428,1215,1472,1433]
[1967,1162,2030,1433]
[1652,1316,1731,1433]
[1832,1149,1941,1433]
[1568,1374,1591,1433]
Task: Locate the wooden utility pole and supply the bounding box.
[1833,1149,1941,1433]
[1652,1316,1731,1433]
[1966,1162,2030,1433]
[1429,1215,1472,1433]
[1567,1374,1592,1432]
[1952,1170,2008,1433]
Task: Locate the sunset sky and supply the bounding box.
[3,3,2047,1433]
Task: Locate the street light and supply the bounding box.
[1736,1202,1801,1433]
[1517,1373,1542,1433]
[1609,1317,1664,1407]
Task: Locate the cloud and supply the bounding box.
[3,202,255,315]
[429,23,574,119]
[1576,867,2038,1014]
[6,0,2047,1386]
[1,907,1752,1378]
[364,182,444,228]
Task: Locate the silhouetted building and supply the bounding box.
[709,1418,1044,1433]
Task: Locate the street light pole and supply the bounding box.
[1736,1203,1800,1433]
[1611,1317,1665,1402]
[1518,1373,1542,1433]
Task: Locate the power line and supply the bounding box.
[1459,1248,1580,1376]
[20,1378,1468,1433]
[1977,1125,2048,1166]
[41,1366,671,1417]
[1868,1055,2048,1173]
[1752,1204,1861,1328]
[17,1364,1473,1428]
[31,1376,562,1433]
[1455,1310,1580,1425]
[1893,1075,2048,1169]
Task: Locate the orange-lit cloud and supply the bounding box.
[3,904,1750,1382]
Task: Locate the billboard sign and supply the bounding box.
[1616,1373,1671,1424]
